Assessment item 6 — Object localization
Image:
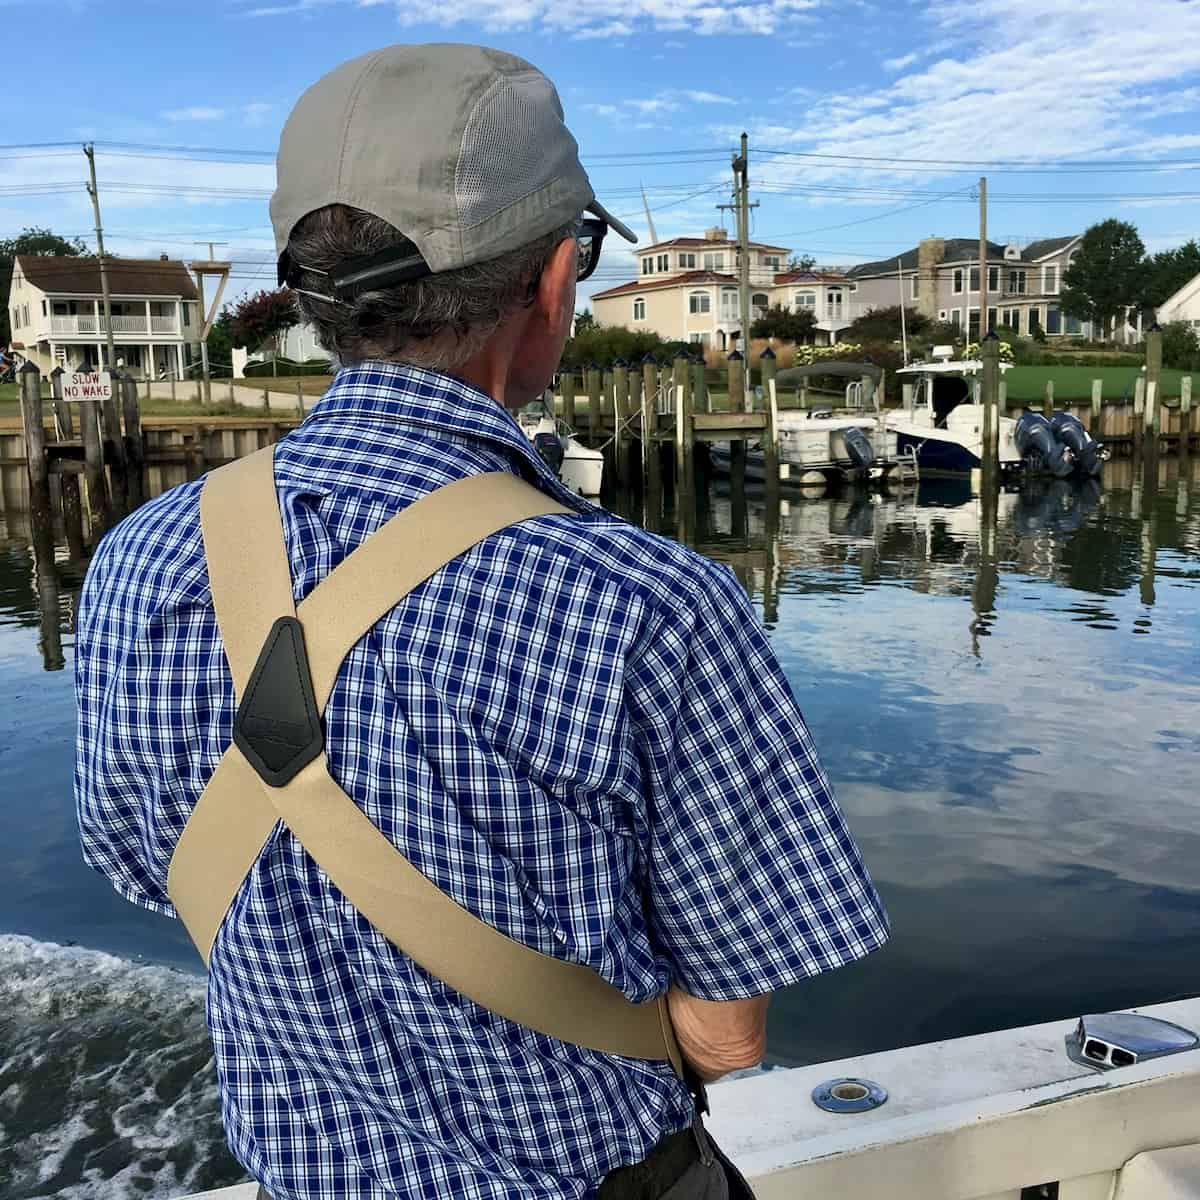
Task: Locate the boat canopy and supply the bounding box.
[776,361,884,387]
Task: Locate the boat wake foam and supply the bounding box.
[0,934,246,1199]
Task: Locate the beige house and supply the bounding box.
[846,236,1096,340]
[591,228,860,348]
[7,255,202,378]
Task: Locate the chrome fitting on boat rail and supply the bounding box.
[1066,1012,1199,1072]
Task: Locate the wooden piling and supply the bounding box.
[228,378,236,406]
[1181,376,1193,453]
[19,363,51,511]
[613,359,631,488]
[120,370,146,509]
[50,367,73,438]
[561,371,576,430]
[1091,378,1103,422]
[601,368,613,431]
[760,347,780,501]
[674,353,694,497]
[587,365,602,446]
[640,356,661,509]
[691,359,708,415]
[1043,378,1055,418]
[979,333,1001,494]
[727,350,747,498]
[1145,325,1163,453]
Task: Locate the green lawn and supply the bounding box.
[1004,365,1190,403]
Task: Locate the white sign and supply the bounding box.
[62,371,113,402]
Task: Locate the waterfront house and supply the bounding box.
[6,255,202,379]
[846,236,1094,340]
[1155,270,1200,331]
[590,227,859,348]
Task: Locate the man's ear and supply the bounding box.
[535,237,578,335]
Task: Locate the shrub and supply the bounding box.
[1160,320,1200,371]
[559,325,692,369]
[243,356,333,378]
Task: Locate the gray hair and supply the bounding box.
[287,205,574,371]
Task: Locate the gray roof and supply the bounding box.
[1022,236,1078,261]
[846,236,1079,279]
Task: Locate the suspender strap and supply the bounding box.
[168,447,683,1075]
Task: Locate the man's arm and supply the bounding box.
[668,986,770,1082]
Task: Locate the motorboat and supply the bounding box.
[517,398,604,497]
[891,349,1107,479]
[711,362,901,488]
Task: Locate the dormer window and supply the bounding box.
[703,252,725,270]
[641,257,654,275]
[1044,264,1059,294]
[1004,245,1020,260]
[762,254,781,270]
[679,252,697,269]
[656,253,669,272]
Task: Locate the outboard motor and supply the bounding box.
[1014,412,1074,478]
[1050,411,1108,478]
[532,431,564,477]
[841,426,874,470]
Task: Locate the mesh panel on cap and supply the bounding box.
[455,74,571,230]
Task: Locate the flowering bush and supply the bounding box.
[793,341,865,365]
[962,340,1015,362]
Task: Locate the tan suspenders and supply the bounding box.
[166,447,683,1076]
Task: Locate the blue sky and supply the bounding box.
[3,0,1199,309]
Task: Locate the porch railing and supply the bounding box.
[48,314,180,336]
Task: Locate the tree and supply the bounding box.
[1139,239,1200,310]
[1061,219,1146,341]
[229,288,299,375]
[1,227,88,345]
[572,309,597,335]
[1160,320,1200,371]
[206,311,236,378]
[846,305,930,343]
[785,253,816,273]
[750,304,818,343]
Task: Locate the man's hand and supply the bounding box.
[667,984,770,1083]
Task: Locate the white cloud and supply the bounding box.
[241,102,274,127]
[239,0,819,36]
[583,103,620,117]
[680,89,735,104]
[162,106,227,122]
[742,0,1200,213]
[882,51,918,71]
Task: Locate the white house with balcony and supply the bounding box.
[590,228,860,348]
[7,255,202,378]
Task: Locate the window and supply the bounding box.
[656,253,669,272]
[988,266,999,291]
[793,291,816,307]
[987,307,997,332]
[953,268,964,294]
[632,297,646,322]
[641,257,653,275]
[41,299,47,317]
[720,287,739,319]
[11,306,18,330]
[679,252,696,269]
[751,292,770,311]
[1006,269,1026,295]
[827,288,843,314]
[1002,308,1021,333]
[1043,265,1059,294]
[969,266,980,292]
[1045,304,1062,335]
[1064,313,1083,335]
[950,309,962,329]
[938,309,948,320]
[968,308,980,340]
[688,331,711,345]
[762,254,781,270]
[22,303,29,326]
[182,303,191,327]
[688,291,710,314]
[703,252,725,270]
[1028,307,1041,332]
[911,274,919,299]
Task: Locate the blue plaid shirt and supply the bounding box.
[76,363,888,1200]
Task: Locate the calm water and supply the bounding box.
[1,456,1198,1197]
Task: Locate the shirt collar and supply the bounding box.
[304,361,587,508]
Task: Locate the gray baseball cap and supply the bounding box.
[271,43,636,290]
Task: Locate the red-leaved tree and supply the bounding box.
[230,288,298,374]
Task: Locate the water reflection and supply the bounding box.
[1,454,1199,1065]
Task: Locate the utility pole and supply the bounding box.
[719,134,759,409]
[978,176,989,344]
[83,144,117,377]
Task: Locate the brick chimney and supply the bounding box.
[704,227,729,241]
[916,237,945,319]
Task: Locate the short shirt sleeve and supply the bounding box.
[635,562,889,1001]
